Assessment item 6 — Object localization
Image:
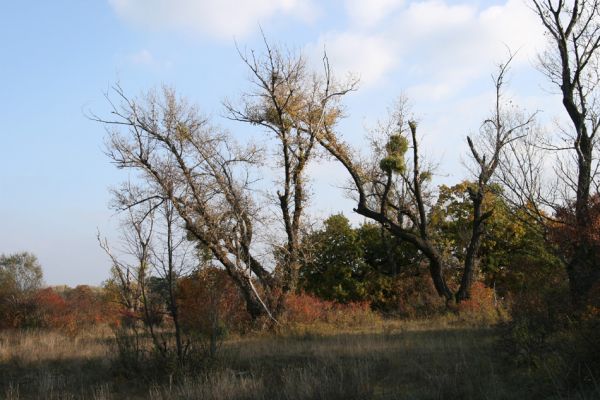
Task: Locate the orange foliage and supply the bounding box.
[63,285,113,330]
[33,288,68,328]
[177,267,251,334]
[24,286,117,334]
[387,271,444,318]
[457,282,502,322]
[550,195,600,257]
[283,292,378,327]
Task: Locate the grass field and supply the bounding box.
[0,319,597,399]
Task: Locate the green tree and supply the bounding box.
[430,182,560,296]
[355,222,422,278]
[299,214,423,309]
[300,214,368,303]
[0,252,44,328]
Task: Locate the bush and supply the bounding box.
[502,265,600,393]
[2,285,116,334]
[457,282,507,325]
[389,273,445,318]
[282,292,380,328]
[31,288,68,328]
[178,267,251,336]
[503,261,571,365]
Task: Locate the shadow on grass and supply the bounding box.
[0,327,595,399]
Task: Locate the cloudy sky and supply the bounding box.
[0,0,562,286]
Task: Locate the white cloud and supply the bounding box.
[407,81,458,102]
[307,32,396,88]
[322,0,546,97]
[108,0,317,39]
[345,0,404,28]
[396,1,543,72]
[400,1,476,37]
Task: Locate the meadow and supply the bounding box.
[1,317,597,400]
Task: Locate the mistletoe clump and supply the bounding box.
[380,134,408,174]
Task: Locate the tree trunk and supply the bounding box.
[456,190,486,302]
[567,240,600,307]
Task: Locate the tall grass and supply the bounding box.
[0,319,598,399]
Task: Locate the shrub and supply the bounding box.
[503,256,571,365]
[178,267,251,336]
[282,292,380,328]
[457,282,507,325]
[32,288,68,328]
[378,267,445,319]
[501,261,600,393]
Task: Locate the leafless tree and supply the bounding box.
[94,85,277,322]
[100,196,194,364]
[98,200,163,361]
[512,0,600,305]
[458,56,536,301]
[98,202,152,322]
[150,199,194,362]
[224,39,357,293]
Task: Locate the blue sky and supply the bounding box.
[0,0,562,286]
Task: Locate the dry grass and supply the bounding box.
[0,328,111,363]
[0,328,116,399]
[0,318,597,399]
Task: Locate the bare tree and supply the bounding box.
[457,56,536,301]
[98,202,152,322]
[224,40,357,293]
[100,197,193,364]
[95,85,277,322]
[99,200,162,361]
[150,199,193,362]
[527,0,600,305]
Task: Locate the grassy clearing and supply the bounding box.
[0,318,597,399]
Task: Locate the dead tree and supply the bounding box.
[99,200,166,358]
[98,203,153,322]
[95,86,277,322]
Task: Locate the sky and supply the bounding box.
[0,0,564,286]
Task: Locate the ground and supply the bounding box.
[0,319,596,399]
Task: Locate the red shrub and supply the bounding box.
[284,292,333,324]
[33,288,68,328]
[283,292,379,327]
[457,282,504,323]
[64,285,107,326]
[178,267,251,334]
[550,195,600,259]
